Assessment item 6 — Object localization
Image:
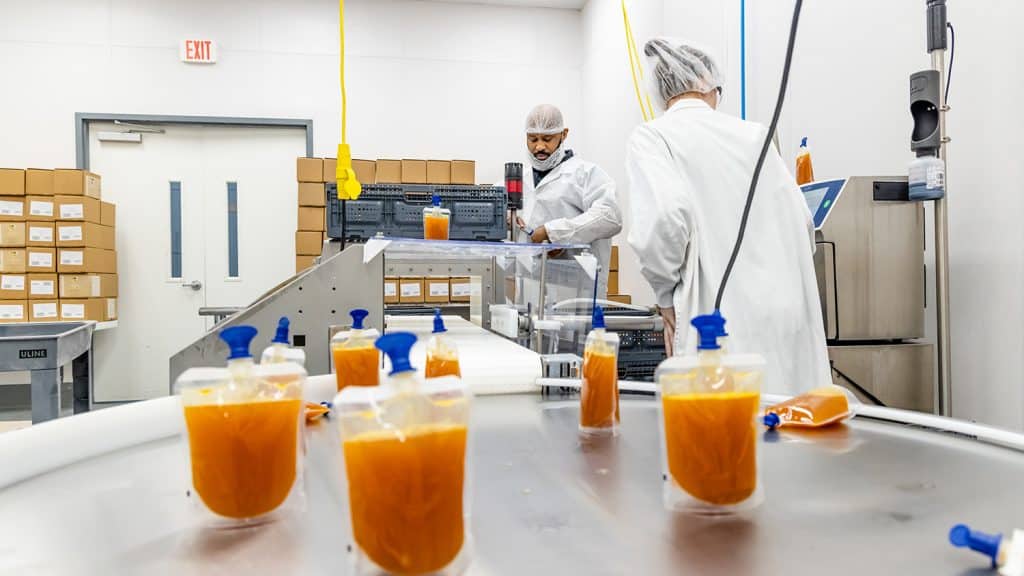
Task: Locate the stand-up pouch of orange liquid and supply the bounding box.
[763,385,855,429]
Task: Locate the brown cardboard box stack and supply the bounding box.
[606,245,632,305]
[0,168,118,322]
[295,158,326,273]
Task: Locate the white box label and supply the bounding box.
[429,282,450,297]
[60,251,83,266]
[0,200,23,217]
[29,226,53,242]
[92,275,101,295]
[30,201,53,217]
[60,203,84,219]
[62,303,85,319]
[31,280,54,295]
[0,304,23,320]
[451,282,471,297]
[33,302,57,319]
[106,298,117,320]
[1,275,24,291]
[384,282,397,297]
[59,225,83,242]
[29,252,53,268]
[400,283,421,297]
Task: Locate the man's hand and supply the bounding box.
[530,225,549,244]
[659,306,676,356]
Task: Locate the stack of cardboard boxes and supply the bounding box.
[0,168,117,323]
[383,276,472,306]
[296,158,327,273]
[606,245,632,305]
[371,159,476,185]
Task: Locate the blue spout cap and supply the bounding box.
[691,311,726,351]
[432,309,447,334]
[272,317,290,344]
[220,326,258,360]
[375,332,418,376]
[592,305,606,330]
[432,194,441,207]
[763,412,781,429]
[350,309,369,330]
[950,524,1003,568]
[800,137,808,148]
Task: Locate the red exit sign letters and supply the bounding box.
[180,39,217,64]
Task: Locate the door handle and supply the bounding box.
[183,280,203,291]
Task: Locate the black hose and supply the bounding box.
[714,0,804,310]
[945,22,955,103]
[831,362,886,407]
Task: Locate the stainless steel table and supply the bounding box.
[1,394,1021,575]
[0,322,95,423]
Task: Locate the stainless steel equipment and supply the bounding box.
[804,176,934,412]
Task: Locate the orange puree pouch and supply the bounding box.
[175,325,306,527]
[331,309,381,392]
[763,385,855,429]
[335,332,472,576]
[426,309,462,379]
[580,306,620,437]
[655,313,765,516]
[423,194,451,241]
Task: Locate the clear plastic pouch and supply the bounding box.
[175,361,306,526]
[580,328,620,436]
[335,371,472,575]
[763,385,855,429]
[656,352,765,515]
[426,309,461,379]
[332,309,381,391]
[424,195,451,241]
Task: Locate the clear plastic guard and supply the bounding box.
[363,236,589,263]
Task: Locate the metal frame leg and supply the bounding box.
[72,349,93,415]
[30,368,61,424]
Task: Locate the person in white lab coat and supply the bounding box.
[519,104,623,297]
[626,39,831,394]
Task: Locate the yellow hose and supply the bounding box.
[621,0,654,122]
[336,0,361,199]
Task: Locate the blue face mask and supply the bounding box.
[529,143,566,172]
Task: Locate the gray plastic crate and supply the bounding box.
[326,183,507,241]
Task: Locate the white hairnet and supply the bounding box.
[525,104,565,135]
[643,38,723,110]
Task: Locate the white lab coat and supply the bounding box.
[521,156,623,297]
[626,99,831,394]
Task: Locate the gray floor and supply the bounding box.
[0,383,129,424]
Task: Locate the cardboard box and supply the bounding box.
[608,270,619,295]
[610,245,620,271]
[0,169,25,196]
[58,248,116,274]
[426,161,451,185]
[0,300,27,323]
[28,274,57,300]
[0,250,26,273]
[399,277,424,304]
[60,298,107,322]
[384,276,399,304]
[425,276,450,304]
[298,183,326,207]
[296,158,324,183]
[353,160,376,184]
[322,158,337,183]
[296,255,316,273]
[450,276,471,303]
[295,231,322,255]
[54,169,101,198]
[26,196,55,221]
[27,248,55,273]
[0,274,26,300]
[375,160,402,184]
[26,169,54,196]
[27,223,54,247]
[56,195,101,223]
[57,222,115,249]
[0,223,24,247]
[401,160,427,184]
[451,160,476,185]
[59,274,118,298]
[101,202,116,227]
[29,300,58,322]
[0,196,24,221]
[297,206,325,232]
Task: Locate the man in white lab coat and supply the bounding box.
[626,39,831,394]
[519,104,623,297]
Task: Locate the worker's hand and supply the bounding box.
[515,216,526,231]
[659,306,676,356]
[530,225,549,244]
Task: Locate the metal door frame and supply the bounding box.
[75,113,314,169]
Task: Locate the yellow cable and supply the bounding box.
[335,0,361,199]
[340,0,346,143]
[621,0,652,122]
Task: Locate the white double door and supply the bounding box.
[88,122,305,401]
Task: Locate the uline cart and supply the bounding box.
[0,322,95,423]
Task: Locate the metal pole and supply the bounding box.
[932,48,953,417]
[535,251,548,352]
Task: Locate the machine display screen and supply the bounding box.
[801,179,846,230]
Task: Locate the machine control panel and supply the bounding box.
[801,179,846,231]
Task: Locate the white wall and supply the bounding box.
[0,0,583,186]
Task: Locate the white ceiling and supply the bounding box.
[426,0,587,10]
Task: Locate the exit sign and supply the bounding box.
[180,39,217,64]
